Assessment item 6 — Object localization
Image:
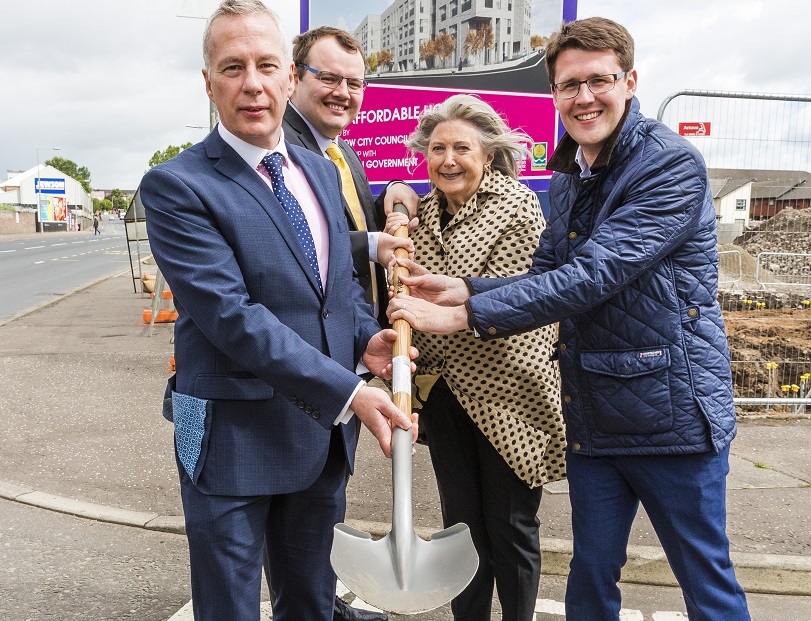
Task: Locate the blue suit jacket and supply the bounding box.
[140,128,380,497]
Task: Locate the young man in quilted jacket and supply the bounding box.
[388,16,751,621]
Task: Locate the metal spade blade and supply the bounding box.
[331,429,479,614]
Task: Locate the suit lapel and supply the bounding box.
[283,105,322,153]
[205,131,323,298]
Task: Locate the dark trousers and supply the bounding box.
[179,428,348,621]
[421,382,543,621]
[565,447,750,621]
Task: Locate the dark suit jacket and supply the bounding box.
[282,105,387,315]
[140,128,379,497]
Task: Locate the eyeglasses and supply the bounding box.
[552,71,627,99]
[297,64,367,92]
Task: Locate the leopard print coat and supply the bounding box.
[411,168,566,487]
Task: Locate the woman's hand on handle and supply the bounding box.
[387,294,470,335]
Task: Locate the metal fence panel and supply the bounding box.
[658,91,811,414]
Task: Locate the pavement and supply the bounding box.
[0,263,810,608]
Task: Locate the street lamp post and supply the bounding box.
[36,146,60,234]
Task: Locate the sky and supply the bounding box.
[1,0,809,191]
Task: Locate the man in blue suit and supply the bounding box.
[140,2,416,620]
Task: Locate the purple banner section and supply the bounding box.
[343,84,558,192]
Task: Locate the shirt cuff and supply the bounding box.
[335,379,366,425]
[367,231,380,263]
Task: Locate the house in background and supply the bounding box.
[708,168,811,243]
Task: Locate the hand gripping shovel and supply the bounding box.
[330,204,479,614]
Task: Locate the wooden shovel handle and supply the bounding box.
[390,203,412,417]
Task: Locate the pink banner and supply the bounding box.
[341,84,558,188]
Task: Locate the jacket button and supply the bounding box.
[305,405,313,414]
[312,410,320,419]
[564,395,572,403]
[688,308,698,318]
[291,397,298,405]
[559,343,567,352]
[487,327,497,335]
[323,308,329,319]
[573,442,581,451]
[568,231,577,240]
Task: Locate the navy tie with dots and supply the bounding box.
[261,152,323,292]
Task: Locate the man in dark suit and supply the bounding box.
[139,3,415,620]
[284,26,419,325]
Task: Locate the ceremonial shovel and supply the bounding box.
[330,204,479,613]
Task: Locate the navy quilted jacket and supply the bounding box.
[467,97,736,456]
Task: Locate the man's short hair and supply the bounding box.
[545,17,634,86]
[203,0,286,69]
[292,26,366,80]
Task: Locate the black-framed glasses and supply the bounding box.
[297,64,367,92]
[552,71,627,99]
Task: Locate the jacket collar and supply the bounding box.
[548,97,637,175]
[422,167,512,235]
[202,127,329,299]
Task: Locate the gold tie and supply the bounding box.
[326,142,377,303]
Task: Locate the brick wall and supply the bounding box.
[0,210,36,234]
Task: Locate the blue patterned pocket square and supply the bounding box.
[172,391,209,480]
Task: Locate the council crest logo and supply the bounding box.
[531,142,547,170]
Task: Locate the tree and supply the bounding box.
[530,34,545,49]
[368,52,379,73]
[481,23,494,60]
[45,156,92,194]
[465,23,494,65]
[464,28,484,62]
[434,33,456,68]
[377,49,394,72]
[109,188,129,213]
[148,142,193,169]
[420,39,437,69]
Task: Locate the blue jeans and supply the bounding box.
[565,446,750,621]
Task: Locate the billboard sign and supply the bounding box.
[35,177,66,194]
[35,177,67,222]
[39,195,68,222]
[305,0,575,194]
[345,85,557,194]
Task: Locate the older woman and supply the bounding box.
[385,94,565,621]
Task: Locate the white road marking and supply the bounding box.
[24,245,45,250]
[170,590,690,619]
[537,598,566,614]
